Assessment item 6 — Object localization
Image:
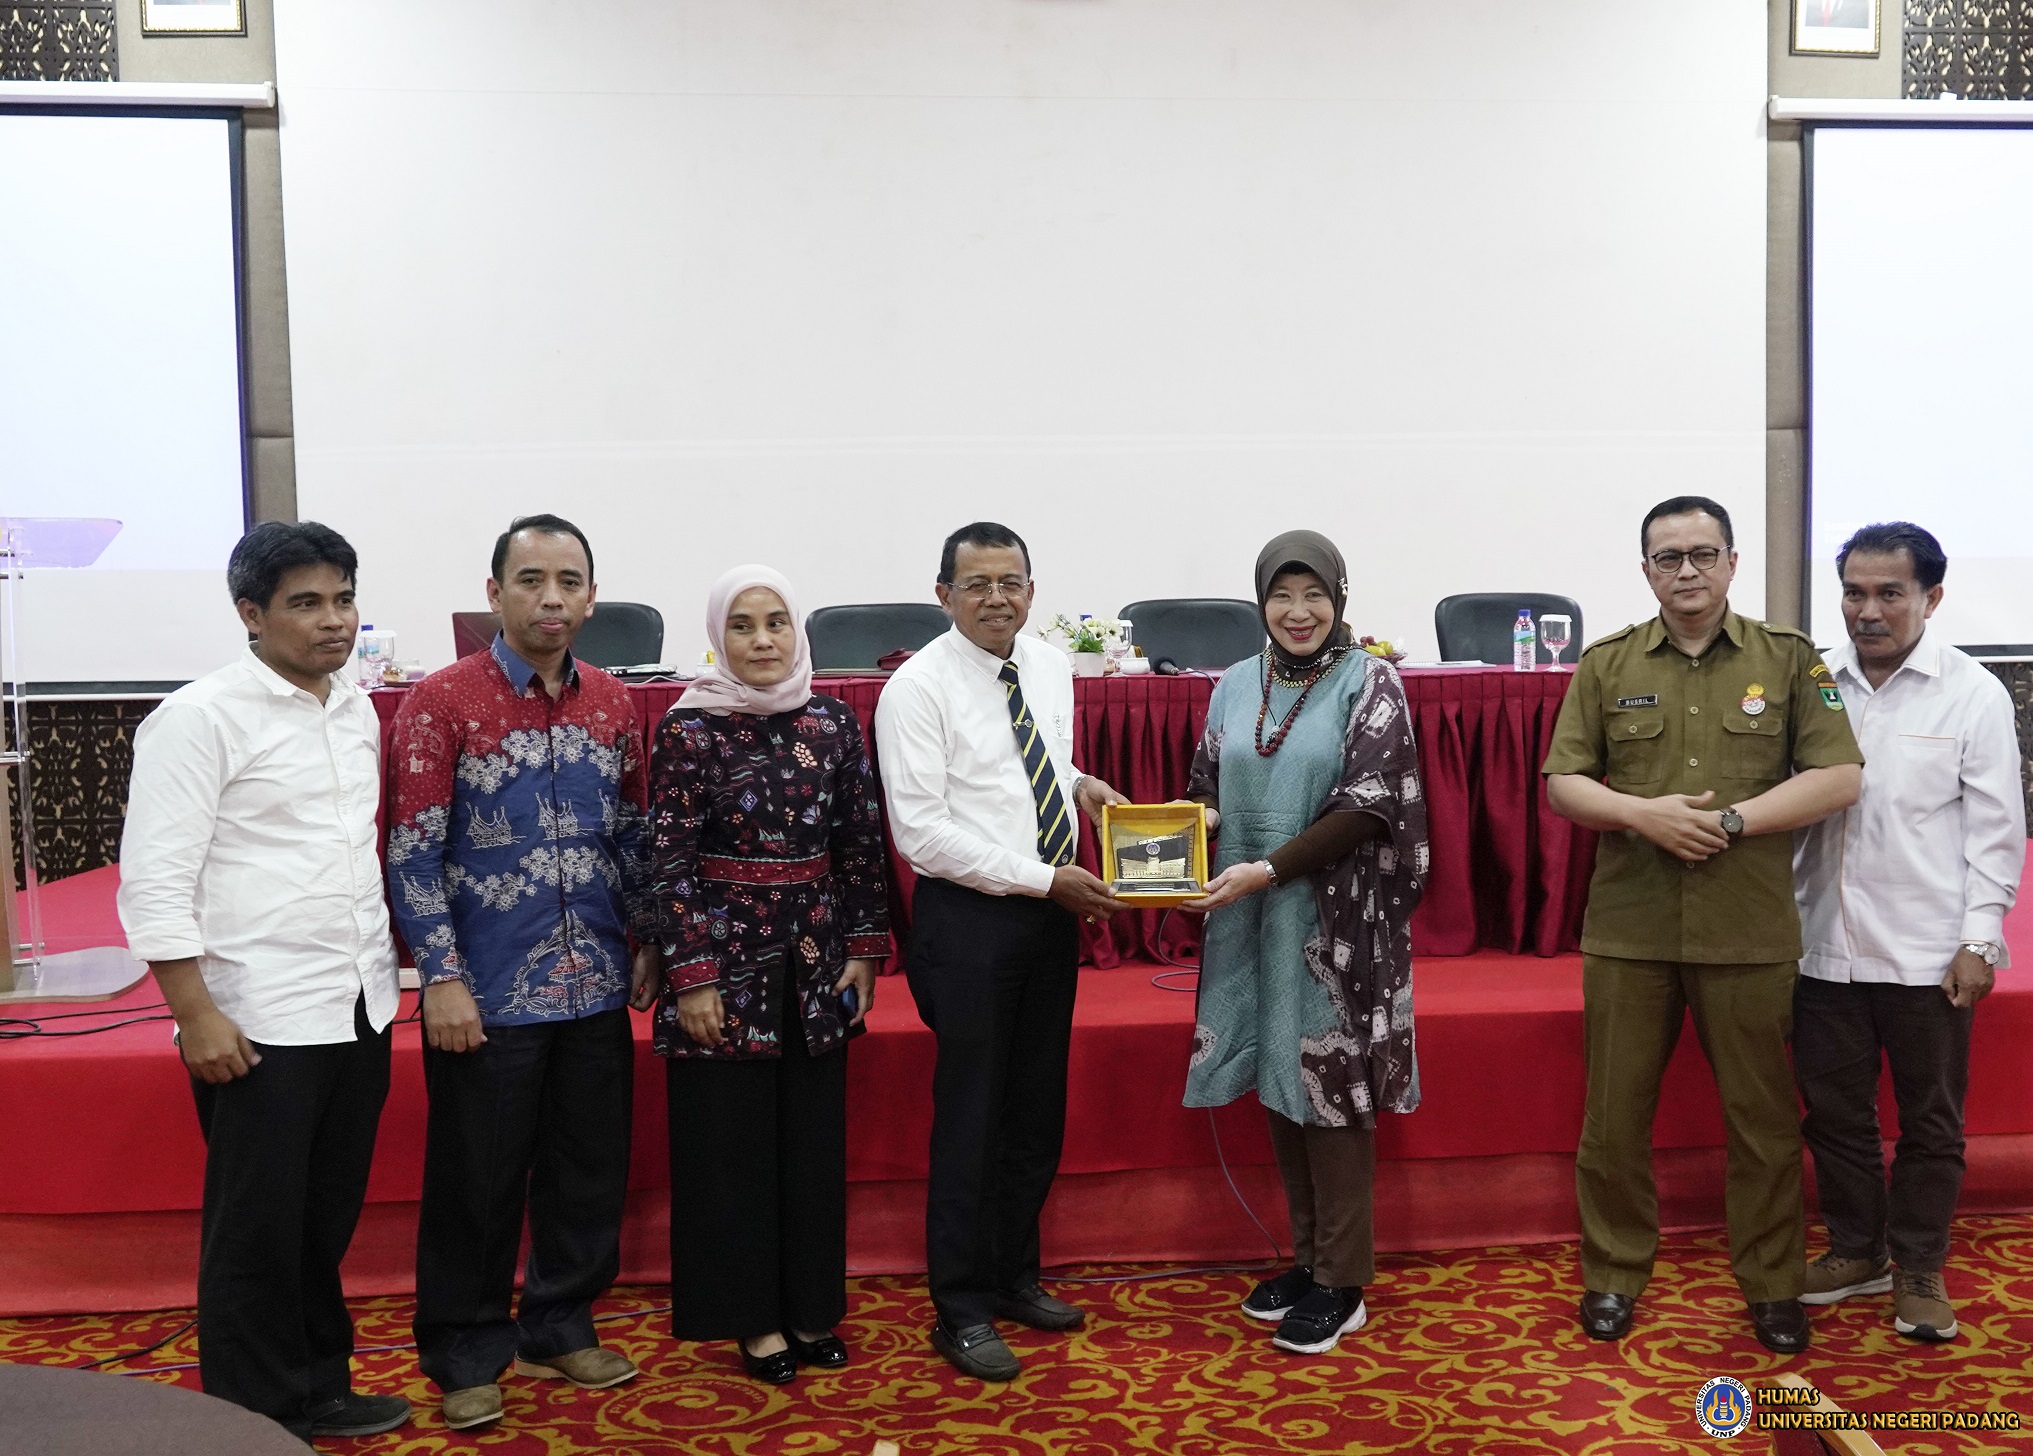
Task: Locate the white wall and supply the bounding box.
[275,0,1768,669]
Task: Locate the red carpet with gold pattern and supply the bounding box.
[4,1216,2030,1454]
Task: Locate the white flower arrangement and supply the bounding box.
[1040,612,1128,655]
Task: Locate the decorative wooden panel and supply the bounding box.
[1906,0,2033,98]
[1985,661,2033,826]
[0,3,117,81]
[6,699,162,890]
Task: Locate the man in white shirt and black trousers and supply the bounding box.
[875,522,1128,1382]
[118,522,411,1444]
[1793,521,2025,1343]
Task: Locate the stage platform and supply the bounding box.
[5,864,2032,1315]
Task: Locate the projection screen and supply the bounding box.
[1810,123,2033,648]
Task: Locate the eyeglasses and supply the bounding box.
[1647,547,1726,574]
[949,576,1031,602]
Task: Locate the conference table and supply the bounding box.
[371,663,1593,960]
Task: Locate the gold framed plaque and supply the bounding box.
[1099,802,1209,906]
[1790,0,1879,57]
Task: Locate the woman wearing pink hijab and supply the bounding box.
[643,565,889,1384]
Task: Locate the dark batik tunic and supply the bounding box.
[648,693,890,1060]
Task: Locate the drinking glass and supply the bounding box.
[1538,614,1573,670]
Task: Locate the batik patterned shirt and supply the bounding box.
[649,694,890,1060]
[387,634,651,1026]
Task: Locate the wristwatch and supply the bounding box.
[1259,859,1279,887]
[1961,941,2001,967]
[1718,807,1745,841]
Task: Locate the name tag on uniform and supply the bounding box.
[1616,694,1659,708]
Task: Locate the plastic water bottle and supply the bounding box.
[1512,609,1535,672]
[355,625,378,687]
[355,626,396,686]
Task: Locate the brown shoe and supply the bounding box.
[1801,1250,1892,1306]
[441,1383,503,1430]
[513,1346,640,1389]
[1891,1268,1958,1342]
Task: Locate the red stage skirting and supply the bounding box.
[5,860,2032,1314]
[370,664,1594,962]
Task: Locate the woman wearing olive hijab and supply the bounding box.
[1181,529,1429,1355]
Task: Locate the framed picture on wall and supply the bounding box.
[139,0,246,37]
[1792,0,1880,56]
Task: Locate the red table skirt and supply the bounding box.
[372,664,1591,961]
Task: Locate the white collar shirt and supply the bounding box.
[874,625,1083,898]
[1794,627,2025,986]
[117,648,400,1043]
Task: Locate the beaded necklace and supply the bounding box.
[1253,644,1347,757]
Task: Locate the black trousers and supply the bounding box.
[664,979,849,1342]
[189,994,390,1436]
[1794,974,1973,1272]
[905,876,1079,1330]
[414,1006,634,1392]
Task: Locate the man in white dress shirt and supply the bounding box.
[118,523,410,1443]
[1793,521,2025,1343]
[875,521,1126,1381]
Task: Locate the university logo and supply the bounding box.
[1695,1376,1754,1438]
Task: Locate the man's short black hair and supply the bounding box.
[1837,520,1947,591]
[227,521,358,609]
[938,522,1031,584]
[1641,495,1735,553]
[492,513,595,584]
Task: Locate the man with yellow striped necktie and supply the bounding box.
[875,521,1127,1383]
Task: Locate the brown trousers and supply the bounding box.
[1576,955,1804,1304]
[1266,1109,1376,1288]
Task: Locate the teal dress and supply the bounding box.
[1183,648,1427,1129]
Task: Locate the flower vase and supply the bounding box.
[1071,651,1107,678]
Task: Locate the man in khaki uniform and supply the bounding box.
[1543,495,1862,1355]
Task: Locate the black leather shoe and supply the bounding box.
[930,1321,1022,1381]
[740,1341,799,1385]
[306,1392,412,1437]
[1749,1298,1810,1355]
[785,1330,850,1368]
[995,1283,1085,1332]
[1578,1291,1635,1341]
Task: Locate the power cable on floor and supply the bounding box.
[80,1317,194,1370]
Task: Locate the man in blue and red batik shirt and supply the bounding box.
[386,514,657,1432]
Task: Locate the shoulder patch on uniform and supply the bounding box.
[1580,624,1636,655]
[1615,694,1659,708]
[1819,685,1845,711]
[1809,662,1832,680]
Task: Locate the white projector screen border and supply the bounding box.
[0,105,253,684]
[1806,121,2033,652]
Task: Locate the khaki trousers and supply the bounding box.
[1266,1109,1376,1288]
[1576,955,1804,1304]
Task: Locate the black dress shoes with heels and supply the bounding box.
[740,1341,798,1385]
[786,1330,850,1369]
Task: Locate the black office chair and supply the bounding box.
[572,601,665,668]
[1119,598,1264,672]
[450,611,501,659]
[1433,593,1583,667]
[807,603,950,670]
